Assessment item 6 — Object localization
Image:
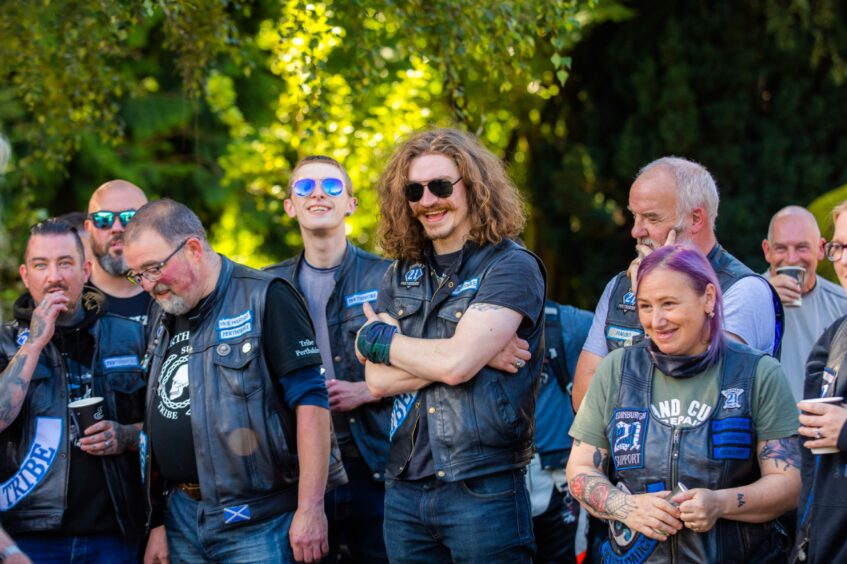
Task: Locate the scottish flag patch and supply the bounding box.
[223,504,252,524]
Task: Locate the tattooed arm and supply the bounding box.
[673,437,801,530]
[566,439,683,541]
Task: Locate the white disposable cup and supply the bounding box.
[776,265,806,307]
[801,396,844,454]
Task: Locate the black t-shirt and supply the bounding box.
[150,280,324,484]
[102,290,151,327]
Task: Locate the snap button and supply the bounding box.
[333,355,342,363]
[448,282,454,288]
[398,309,404,316]
[349,417,356,423]
[216,344,231,356]
[428,407,436,414]
[454,311,462,319]
[437,470,445,478]
[242,342,252,353]
[373,473,381,480]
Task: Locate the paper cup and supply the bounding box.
[801,397,843,454]
[68,397,105,437]
[776,265,806,307]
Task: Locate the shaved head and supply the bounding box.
[767,206,820,242]
[88,179,147,213]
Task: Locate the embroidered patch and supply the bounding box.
[603,481,658,562]
[451,277,479,296]
[606,326,643,345]
[390,392,418,440]
[1,417,62,511]
[223,504,252,524]
[711,417,754,460]
[218,310,253,329]
[345,290,378,308]
[711,417,751,432]
[218,323,252,341]
[712,432,752,446]
[611,409,648,470]
[623,291,636,306]
[15,329,29,348]
[544,305,558,316]
[401,264,424,288]
[103,355,140,369]
[713,446,751,460]
[720,388,745,410]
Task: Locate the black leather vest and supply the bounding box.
[602,340,783,563]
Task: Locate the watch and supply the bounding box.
[0,545,22,561]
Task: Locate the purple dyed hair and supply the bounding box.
[636,244,725,363]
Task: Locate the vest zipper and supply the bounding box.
[670,426,681,564]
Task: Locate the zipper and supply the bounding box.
[670,426,681,564]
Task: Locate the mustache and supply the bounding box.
[109,233,123,246]
[153,283,169,294]
[414,204,455,218]
[45,284,68,294]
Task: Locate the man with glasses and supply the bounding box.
[123,199,346,563]
[361,128,545,562]
[761,206,847,401]
[85,180,150,325]
[0,219,147,562]
[265,156,391,563]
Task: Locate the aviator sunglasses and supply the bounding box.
[292,177,346,198]
[89,210,136,229]
[404,178,461,203]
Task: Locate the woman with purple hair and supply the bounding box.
[566,244,800,563]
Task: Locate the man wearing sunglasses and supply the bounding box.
[265,156,392,563]
[360,128,546,562]
[123,199,346,564]
[85,180,151,325]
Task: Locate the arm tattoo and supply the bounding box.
[592,447,610,471]
[117,424,140,451]
[468,303,505,312]
[570,473,636,520]
[0,352,32,428]
[737,493,745,508]
[759,437,800,471]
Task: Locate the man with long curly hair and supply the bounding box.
[358,128,546,562]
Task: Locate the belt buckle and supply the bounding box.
[177,482,202,501]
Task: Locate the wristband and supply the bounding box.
[0,545,22,562]
[356,321,397,365]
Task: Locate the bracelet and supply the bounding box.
[356,321,397,365]
[0,545,22,562]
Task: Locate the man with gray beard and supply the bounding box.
[85,180,151,325]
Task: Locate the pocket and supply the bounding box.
[213,337,263,398]
[461,470,518,499]
[387,297,423,321]
[436,295,473,326]
[106,370,146,423]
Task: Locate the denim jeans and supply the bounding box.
[15,533,140,564]
[325,457,388,563]
[533,485,580,564]
[383,469,535,564]
[164,488,296,563]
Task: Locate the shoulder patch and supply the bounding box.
[345,290,378,308]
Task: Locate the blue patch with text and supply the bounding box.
[345,290,378,308]
[1,417,62,511]
[451,277,479,296]
[103,355,140,370]
[401,264,424,287]
[216,310,253,341]
[711,417,754,460]
[611,409,649,470]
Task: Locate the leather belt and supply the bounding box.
[175,482,202,501]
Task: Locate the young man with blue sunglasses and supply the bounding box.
[85,180,151,325]
[266,156,392,563]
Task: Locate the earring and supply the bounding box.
[707,310,715,319]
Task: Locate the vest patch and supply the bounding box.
[604,482,658,563]
[15,329,28,347]
[606,326,643,345]
[103,355,140,369]
[223,504,252,524]
[720,387,745,410]
[544,305,558,316]
[711,417,754,460]
[345,290,378,308]
[138,431,148,484]
[711,417,751,432]
[712,432,752,446]
[713,446,751,460]
[451,277,479,296]
[218,310,253,329]
[616,289,637,313]
[390,392,417,440]
[218,323,252,341]
[1,416,62,511]
[401,264,424,287]
[612,409,648,470]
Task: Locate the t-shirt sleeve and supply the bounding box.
[582,276,616,357]
[569,349,623,449]
[752,355,799,440]
[263,280,324,378]
[723,276,776,355]
[471,250,545,332]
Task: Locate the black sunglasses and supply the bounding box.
[89,210,136,229]
[404,178,461,203]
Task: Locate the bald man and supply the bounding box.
[763,205,847,400]
[85,180,151,324]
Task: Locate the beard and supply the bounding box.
[153,283,192,315]
[92,235,126,276]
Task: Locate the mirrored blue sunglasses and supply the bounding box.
[292,177,346,198]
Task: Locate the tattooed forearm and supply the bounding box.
[468,303,505,312]
[117,423,141,451]
[0,352,33,429]
[737,493,745,508]
[759,437,800,471]
[592,447,610,472]
[570,473,636,520]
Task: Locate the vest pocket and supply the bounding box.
[105,370,146,423]
[388,297,423,320]
[213,337,263,397]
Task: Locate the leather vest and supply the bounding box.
[265,243,392,480]
[142,257,347,532]
[0,313,147,539]
[604,244,784,356]
[602,340,782,563]
[384,240,546,481]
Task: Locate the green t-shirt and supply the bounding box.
[570,347,799,450]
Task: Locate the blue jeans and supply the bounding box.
[325,457,388,563]
[383,469,535,564]
[164,488,296,563]
[532,486,580,563]
[15,533,140,564]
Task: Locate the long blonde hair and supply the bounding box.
[378,128,526,261]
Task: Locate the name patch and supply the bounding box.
[345,290,378,308]
[711,417,753,460]
[103,355,140,369]
[611,409,648,470]
[218,311,253,329]
[606,326,643,345]
[451,278,479,296]
[219,323,252,340]
[1,417,62,511]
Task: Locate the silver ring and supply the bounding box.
[514,359,525,369]
[104,440,111,448]
[815,428,822,440]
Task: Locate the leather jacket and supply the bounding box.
[265,242,392,480]
[0,288,147,540]
[141,257,346,532]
